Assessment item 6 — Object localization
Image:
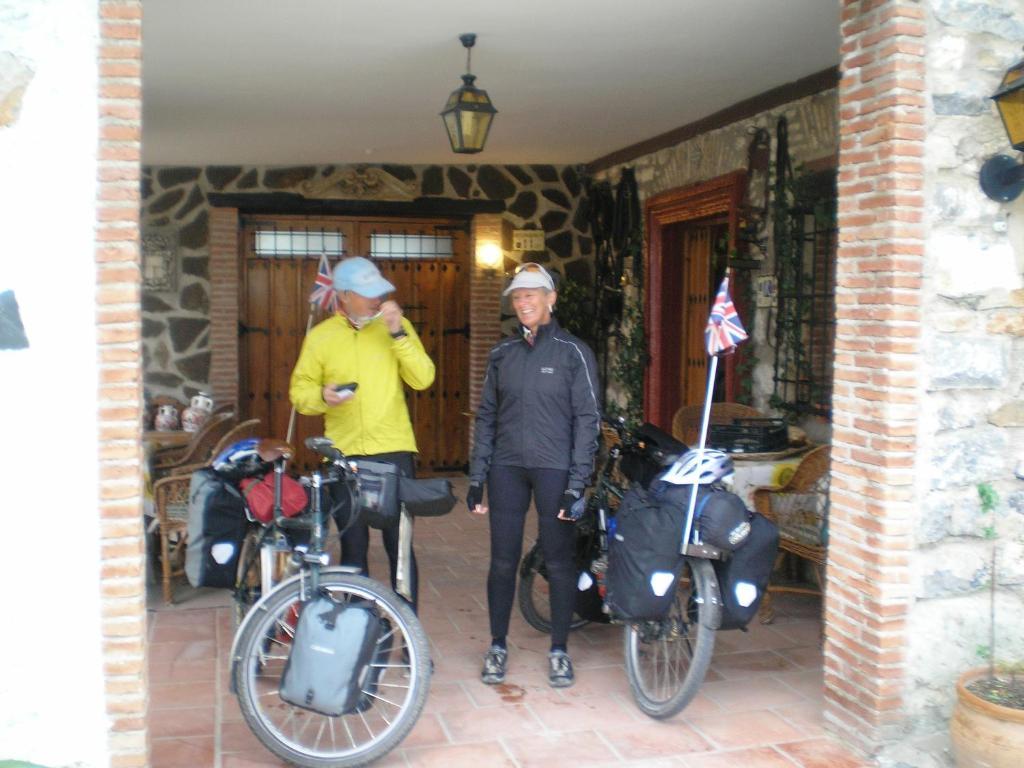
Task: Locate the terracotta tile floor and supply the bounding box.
[147,478,869,768]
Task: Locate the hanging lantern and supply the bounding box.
[441,33,498,154]
[980,53,1024,202]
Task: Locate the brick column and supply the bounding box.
[209,206,241,412]
[96,1,147,765]
[828,0,925,753]
[468,214,505,450]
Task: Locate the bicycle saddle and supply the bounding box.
[256,438,293,462]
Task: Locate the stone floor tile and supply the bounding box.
[777,737,870,768]
[439,702,544,743]
[600,719,713,759]
[403,740,516,767]
[503,730,620,767]
[687,709,805,749]
[681,745,798,767]
[149,736,216,768]
[148,706,216,739]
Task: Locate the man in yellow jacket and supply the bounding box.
[290,256,435,609]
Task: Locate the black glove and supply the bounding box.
[466,483,483,512]
[558,488,586,521]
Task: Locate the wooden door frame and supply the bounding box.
[644,170,746,429]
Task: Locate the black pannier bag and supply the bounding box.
[352,459,400,529]
[279,592,383,716]
[399,476,456,517]
[651,483,752,552]
[712,512,779,630]
[185,468,247,588]
[605,488,687,621]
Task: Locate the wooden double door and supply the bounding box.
[239,215,470,475]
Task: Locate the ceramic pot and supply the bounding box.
[181,392,214,433]
[154,404,180,432]
[950,667,1024,767]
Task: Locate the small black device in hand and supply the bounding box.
[334,382,359,394]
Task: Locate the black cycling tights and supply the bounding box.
[486,465,575,650]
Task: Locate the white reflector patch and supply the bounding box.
[649,571,675,597]
[211,542,236,564]
[734,581,758,607]
[577,572,594,591]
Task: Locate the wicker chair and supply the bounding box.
[150,412,237,480]
[751,444,831,622]
[150,418,261,603]
[671,402,763,446]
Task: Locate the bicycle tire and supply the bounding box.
[623,557,717,719]
[233,572,431,768]
[517,544,589,634]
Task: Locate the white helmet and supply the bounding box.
[659,449,734,486]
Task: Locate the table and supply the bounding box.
[728,444,814,508]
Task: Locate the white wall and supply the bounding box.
[0,1,109,765]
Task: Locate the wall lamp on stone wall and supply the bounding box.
[441,33,498,154]
[476,242,503,276]
[980,53,1024,202]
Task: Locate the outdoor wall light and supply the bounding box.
[476,242,503,275]
[441,33,498,154]
[980,53,1024,202]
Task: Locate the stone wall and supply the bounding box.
[139,163,589,402]
[594,89,839,430]
[896,0,1024,758]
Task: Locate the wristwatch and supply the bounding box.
[390,329,408,340]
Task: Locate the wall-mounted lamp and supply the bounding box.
[476,242,503,276]
[980,53,1024,202]
[441,33,498,154]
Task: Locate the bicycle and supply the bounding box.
[228,436,431,768]
[518,417,728,719]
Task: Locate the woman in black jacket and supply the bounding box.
[467,262,601,688]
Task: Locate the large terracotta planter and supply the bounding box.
[950,667,1024,767]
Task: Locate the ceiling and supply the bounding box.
[141,0,840,167]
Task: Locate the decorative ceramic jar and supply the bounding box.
[181,392,214,433]
[154,403,180,432]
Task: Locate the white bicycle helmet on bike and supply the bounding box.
[212,438,268,480]
[658,448,734,486]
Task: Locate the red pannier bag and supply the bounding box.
[239,473,308,523]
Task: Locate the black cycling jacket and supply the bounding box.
[469,317,601,491]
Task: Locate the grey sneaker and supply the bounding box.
[548,650,574,688]
[481,645,507,685]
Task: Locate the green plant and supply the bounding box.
[961,483,1024,711]
[606,292,646,426]
[554,276,597,350]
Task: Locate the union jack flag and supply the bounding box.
[705,277,748,356]
[309,253,337,312]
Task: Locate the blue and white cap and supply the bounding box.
[333,256,395,298]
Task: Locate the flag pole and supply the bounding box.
[681,354,717,554]
[285,305,316,445]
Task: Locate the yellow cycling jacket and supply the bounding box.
[289,314,435,455]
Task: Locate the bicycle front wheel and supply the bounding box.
[233,572,431,768]
[624,557,716,719]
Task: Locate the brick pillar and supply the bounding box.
[828,0,925,753]
[468,214,506,451]
[96,2,148,765]
[209,207,241,412]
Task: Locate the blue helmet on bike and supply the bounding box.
[212,438,268,480]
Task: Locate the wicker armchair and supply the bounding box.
[150,418,261,603]
[671,402,763,446]
[150,412,236,480]
[751,444,831,622]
